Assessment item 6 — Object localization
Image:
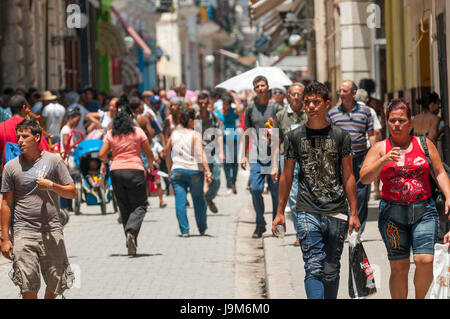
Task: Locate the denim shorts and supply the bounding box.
[378,198,438,260]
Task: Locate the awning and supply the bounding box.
[270,37,304,66]
[263,19,283,33]
[249,0,287,23]
[262,11,282,32]
[217,49,257,66]
[120,58,143,87]
[97,21,128,56]
[88,0,100,8]
[111,6,152,60]
[272,55,308,72]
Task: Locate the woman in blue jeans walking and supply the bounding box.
[214,93,242,195]
[165,109,212,237]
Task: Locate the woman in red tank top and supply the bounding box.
[360,99,450,299]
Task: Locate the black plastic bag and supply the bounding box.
[348,231,377,299]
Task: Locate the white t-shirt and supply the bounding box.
[67,103,90,135]
[98,109,113,129]
[42,103,66,137]
[151,140,164,157]
[369,107,382,131]
[367,106,382,148]
[144,105,163,130]
[151,140,164,168]
[60,125,82,154]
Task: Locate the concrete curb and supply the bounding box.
[262,196,296,299]
[234,203,267,299]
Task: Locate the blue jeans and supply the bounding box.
[288,163,300,236]
[378,198,438,260]
[249,161,279,226]
[296,212,349,299]
[205,161,220,203]
[170,169,207,235]
[223,139,239,189]
[353,151,370,233]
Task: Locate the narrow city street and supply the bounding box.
[0,170,425,299]
[0,171,267,299]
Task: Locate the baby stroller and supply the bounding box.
[72,139,118,215]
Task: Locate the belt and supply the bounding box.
[383,198,432,208]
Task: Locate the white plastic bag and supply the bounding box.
[430,243,449,299]
[348,231,377,299]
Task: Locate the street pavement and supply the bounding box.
[264,189,431,299]
[0,171,433,299]
[0,170,266,299]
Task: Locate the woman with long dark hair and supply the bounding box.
[99,99,154,256]
[165,109,212,237]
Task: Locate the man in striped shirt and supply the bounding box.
[328,80,375,234]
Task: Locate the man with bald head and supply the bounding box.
[328,80,375,234]
[271,83,307,246]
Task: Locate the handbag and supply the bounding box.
[348,231,377,299]
[429,243,449,299]
[419,136,450,241]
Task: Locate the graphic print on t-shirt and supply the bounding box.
[23,161,53,192]
[300,137,342,203]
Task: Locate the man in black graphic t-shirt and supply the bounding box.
[273,81,360,299]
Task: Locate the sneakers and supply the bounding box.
[207,201,218,213]
[252,225,266,239]
[126,232,137,256]
[160,201,167,208]
[226,189,233,196]
[181,233,190,238]
[232,184,237,194]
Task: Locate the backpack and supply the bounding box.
[246,102,281,129]
[2,122,22,165]
[419,136,450,237]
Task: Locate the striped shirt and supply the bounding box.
[327,102,374,154]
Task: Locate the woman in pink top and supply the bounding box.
[99,107,154,256]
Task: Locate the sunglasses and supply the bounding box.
[273,91,285,95]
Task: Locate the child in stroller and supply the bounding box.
[86,158,106,191]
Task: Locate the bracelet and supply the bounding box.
[47,181,54,191]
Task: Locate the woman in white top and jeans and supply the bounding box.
[165,109,212,237]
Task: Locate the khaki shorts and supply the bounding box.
[10,228,74,295]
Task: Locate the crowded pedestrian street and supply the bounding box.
[1,0,450,303]
[0,173,429,299]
